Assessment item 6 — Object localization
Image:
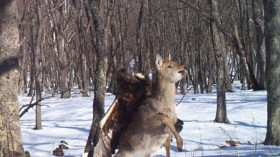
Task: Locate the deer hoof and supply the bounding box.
[177,140,183,152]
[177,147,183,152]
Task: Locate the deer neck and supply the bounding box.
[153,75,176,105]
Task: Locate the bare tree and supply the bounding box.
[264,0,280,145]
[84,0,114,156]
[0,0,26,156]
[209,0,229,123]
[252,0,265,89]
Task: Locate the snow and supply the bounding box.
[19,83,280,157]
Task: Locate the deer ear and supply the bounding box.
[155,53,163,70]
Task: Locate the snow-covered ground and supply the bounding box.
[19,83,280,157]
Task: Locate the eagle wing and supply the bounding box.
[94,69,153,157]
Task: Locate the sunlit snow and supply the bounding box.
[19,83,280,157]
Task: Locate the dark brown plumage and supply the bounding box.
[110,69,153,154]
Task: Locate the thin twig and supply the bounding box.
[176,86,193,107]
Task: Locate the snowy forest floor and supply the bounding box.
[19,82,280,157]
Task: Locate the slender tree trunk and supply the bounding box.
[252,0,266,89]
[35,78,42,130]
[264,0,280,145]
[81,52,89,97]
[34,47,42,130]
[233,25,263,90]
[0,0,26,156]
[206,42,214,93]
[209,0,229,124]
[60,38,71,98]
[76,9,89,97]
[136,0,144,72]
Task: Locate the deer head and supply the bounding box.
[155,54,187,84]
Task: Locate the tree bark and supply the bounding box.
[233,25,263,90]
[136,0,144,72]
[264,0,280,145]
[84,0,111,156]
[209,0,229,123]
[252,0,266,89]
[80,52,89,97]
[0,0,26,156]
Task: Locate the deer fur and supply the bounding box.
[115,54,187,157]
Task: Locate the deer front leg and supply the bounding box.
[155,113,183,151]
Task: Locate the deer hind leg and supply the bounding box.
[155,113,183,152]
[164,135,171,157]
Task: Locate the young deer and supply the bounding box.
[115,54,187,157]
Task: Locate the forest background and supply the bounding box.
[1,0,280,156]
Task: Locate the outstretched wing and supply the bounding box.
[94,69,153,157]
[93,97,119,157]
[99,98,119,131]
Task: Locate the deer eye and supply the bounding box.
[167,65,173,68]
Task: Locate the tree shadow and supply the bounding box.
[0,0,11,11]
[234,121,266,129]
[0,56,19,76]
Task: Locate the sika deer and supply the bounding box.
[115,54,187,157]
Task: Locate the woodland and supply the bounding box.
[16,0,266,97]
[0,0,280,156]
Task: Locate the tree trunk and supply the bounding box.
[0,0,26,156]
[264,0,280,145]
[206,43,214,93]
[233,25,263,90]
[81,52,89,97]
[28,0,42,129]
[136,0,144,72]
[35,79,42,130]
[59,38,71,99]
[209,0,229,124]
[76,11,89,97]
[34,46,42,130]
[252,0,266,89]
[84,0,111,156]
